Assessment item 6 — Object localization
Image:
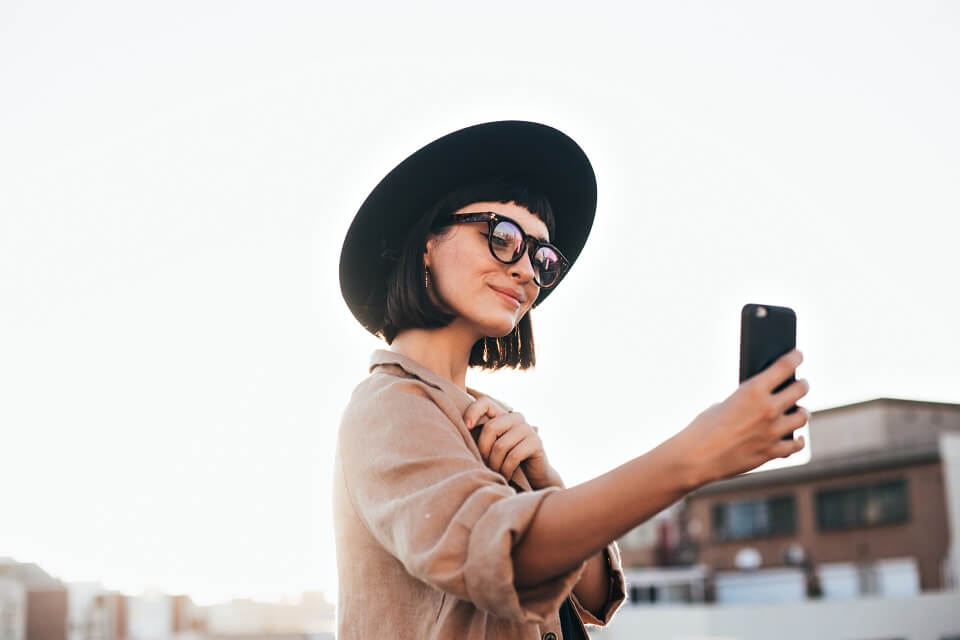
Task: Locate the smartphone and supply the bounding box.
[739,303,797,440]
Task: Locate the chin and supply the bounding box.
[473,315,518,339]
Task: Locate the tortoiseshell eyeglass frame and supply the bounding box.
[433,212,569,288]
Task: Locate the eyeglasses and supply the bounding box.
[433,212,569,288]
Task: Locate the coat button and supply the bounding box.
[543,634,557,640]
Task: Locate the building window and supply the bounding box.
[711,495,796,541]
[629,585,658,603]
[816,478,909,531]
[627,583,699,605]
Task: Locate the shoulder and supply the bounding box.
[351,366,435,405]
[338,368,466,453]
[341,369,435,426]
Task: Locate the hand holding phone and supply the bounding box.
[669,303,809,488]
[740,303,799,440]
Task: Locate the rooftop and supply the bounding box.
[689,397,959,497]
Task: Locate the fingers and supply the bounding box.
[486,427,526,473]
[465,398,540,481]
[475,417,512,460]
[756,349,803,393]
[464,397,513,428]
[464,396,513,431]
[500,440,538,482]
[773,405,811,439]
[773,378,810,415]
[769,434,806,459]
[464,397,501,431]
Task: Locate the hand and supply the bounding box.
[673,349,810,488]
[463,398,562,490]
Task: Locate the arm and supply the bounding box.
[338,379,590,624]
[533,471,615,617]
[512,431,699,589]
[571,543,614,618]
[512,344,811,588]
[463,399,627,621]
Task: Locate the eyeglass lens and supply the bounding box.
[491,220,562,287]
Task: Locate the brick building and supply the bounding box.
[686,398,960,602]
[616,398,960,605]
[0,560,67,640]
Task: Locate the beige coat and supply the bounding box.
[333,349,627,639]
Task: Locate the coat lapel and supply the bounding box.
[369,349,536,493]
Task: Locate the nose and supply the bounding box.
[508,246,537,284]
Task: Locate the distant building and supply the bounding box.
[682,398,960,603]
[0,562,204,640]
[0,559,67,640]
[615,502,712,605]
[616,504,675,568]
[0,577,26,640]
[614,398,960,606]
[126,593,174,640]
[87,592,126,640]
[66,582,112,640]
[598,398,960,638]
[200,592,335,636]
[0,558,335,640]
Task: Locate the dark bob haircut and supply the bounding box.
[379,176,556,371]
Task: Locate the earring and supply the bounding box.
[424,265,431,289]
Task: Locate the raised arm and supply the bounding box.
[512,431,694,587]
[513,348,809,587]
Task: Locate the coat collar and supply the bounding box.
[367,349,529,492]
[368,349,513,411]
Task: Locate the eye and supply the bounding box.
[491,232,512,248]
[491,221,522,247]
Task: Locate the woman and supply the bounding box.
[334,121,809,639]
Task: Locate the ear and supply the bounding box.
[423,236,435,269]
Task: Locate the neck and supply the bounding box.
[388,322,481,394]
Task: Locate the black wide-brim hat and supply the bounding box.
[339,120,597,338]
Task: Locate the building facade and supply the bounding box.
[616,398,960,605]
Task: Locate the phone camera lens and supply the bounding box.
[756,306,768,318]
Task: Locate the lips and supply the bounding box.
[489,285,525,305]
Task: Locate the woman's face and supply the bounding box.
[424,200,547,338]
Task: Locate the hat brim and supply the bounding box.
[339,120,597,337]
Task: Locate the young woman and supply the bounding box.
[334,121,809,639]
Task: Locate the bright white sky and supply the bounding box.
[1,0,957,607]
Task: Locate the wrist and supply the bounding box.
[662,432,710,493]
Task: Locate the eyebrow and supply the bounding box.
[501,213,549,243]
[460,210,551,243]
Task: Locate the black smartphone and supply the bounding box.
[739,303,798,440]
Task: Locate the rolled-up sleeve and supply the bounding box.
[568,540,628,626]
[337,379,587,623]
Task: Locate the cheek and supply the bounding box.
[433,251,483,295]
[440,242,492,279]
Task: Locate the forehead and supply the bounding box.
[454,201,550,242]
